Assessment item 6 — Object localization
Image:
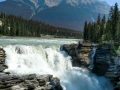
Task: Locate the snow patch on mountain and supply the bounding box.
[30,0,39,8]
[66,0,96,6]
[66,0,79,6]
[91,17,95,22]
[45,0,62,7]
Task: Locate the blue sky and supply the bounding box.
[0,0,5,2]
[100,0,120,8]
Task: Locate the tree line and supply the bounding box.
[83,3,120,43]
[0,12,82,38]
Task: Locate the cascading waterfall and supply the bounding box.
[0,38,113,90]
[3,45,72,75]
[89,48,96,69]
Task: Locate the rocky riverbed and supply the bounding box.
[0,48,63,90]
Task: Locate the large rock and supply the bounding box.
[0,64,8,72]
[23,79,39,89]
[0,48,7,72]
[92,45,120,87]
[92,47,113,76]
[11,84,28,90]
[0,48,5,63]
[0,74,63,90]
[63,41,94,67]
[52,77,63,90]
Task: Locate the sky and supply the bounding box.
[100,0,120,8]
[0,0,5,2]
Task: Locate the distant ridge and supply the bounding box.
[0,0,110,31]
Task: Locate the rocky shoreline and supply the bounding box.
[63,41,120,90]
[0,48,63,90]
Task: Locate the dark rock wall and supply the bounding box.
[92,46,120,90]
[63,42,120,90]
[63,41,94,68]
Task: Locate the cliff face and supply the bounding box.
[63,41,94,67]
[63,42,120,89]
[93,45,120,89]
[0,0,110,30]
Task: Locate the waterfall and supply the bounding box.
[3,45,72,75]
[89,48,96,69]
[0,38,113,90]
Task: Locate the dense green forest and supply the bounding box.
[0,12,82,38]
[83,3,120,43]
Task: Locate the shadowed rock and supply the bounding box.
[63,41,94,67]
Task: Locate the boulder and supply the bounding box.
[35,86,45,90]
[11,84,28,90]
[0,64,8,72]
[23,79,39,89]
[92,45,120,88]
[0,73,63,90]
[63,41,94,68]
[37,74,53,82]
[52,77,63,90]
[92,47,112,76]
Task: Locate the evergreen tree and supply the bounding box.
[105,19,112,40]
[83,21,88,40]
[83,3,120,43]
[97,13,101,26]
[114,3,119,41]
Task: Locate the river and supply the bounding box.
[0,37,113,90]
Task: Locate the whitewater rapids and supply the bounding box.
[0,37,113,90]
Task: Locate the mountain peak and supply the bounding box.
[44,0,97,7]
[12,0,107,8]
[0,0,110,31]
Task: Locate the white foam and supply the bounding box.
[1,38,113,90]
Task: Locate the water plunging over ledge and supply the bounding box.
[0,37,113,90]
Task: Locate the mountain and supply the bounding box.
[0,0,110,31]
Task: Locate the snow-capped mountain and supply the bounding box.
[0,0,110,30]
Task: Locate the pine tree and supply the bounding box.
[114,3,119,41]
[100,15,106,40]
[97,13,101,26]
[87,22,92,40]
[105,19,112,40]
[83,21,88,40]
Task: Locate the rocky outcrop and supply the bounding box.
[0,74,63,90]
[0,48,7,72]
[92,47,111,76]
[63,41,120,89]
[0,48,63,90]
[91,46,120,88]
[63,41,94,67]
